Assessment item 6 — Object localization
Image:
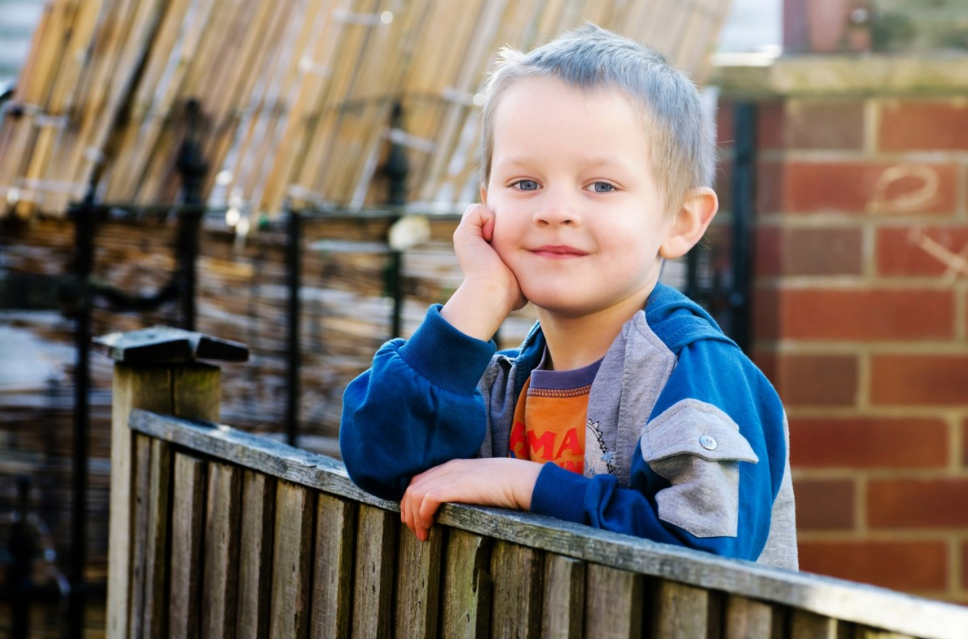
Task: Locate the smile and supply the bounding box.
[529,245,589,258]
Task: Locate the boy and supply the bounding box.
[340,24,797,569]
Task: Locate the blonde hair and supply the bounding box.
[480,23,713,215]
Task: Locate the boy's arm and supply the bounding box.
[400,457,544,541]
[339,305,496,500]
[340,204,526,500]
[531,340,787,562]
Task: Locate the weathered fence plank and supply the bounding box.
[725,595,774,639]
[352,504,398,638]
[268,480,314,639]
[652,580,709,639]
[142,438,172,639]
[395,524,443,639]
[790,610,839,639]
[107,365,172,638]
[169,453,207,639]
[541,554,584,639]
[441,528,493,639]
[127,434,152,639]
[584,564,644,639]
[491,540,544,639]
[171,365,222,425]
[310,493,356,639]
[237,470,275,639]
[201,461,242,638]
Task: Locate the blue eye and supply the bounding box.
[592,182,615,193]
[514,179,539,191]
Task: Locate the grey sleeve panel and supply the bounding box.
[641,399,758,538]
[757,412,799,571]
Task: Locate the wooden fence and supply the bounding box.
[99,326,968,639]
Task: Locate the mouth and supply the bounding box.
[529,245,589,258]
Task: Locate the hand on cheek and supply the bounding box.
[400,458,543,541]
[442,203,527,341]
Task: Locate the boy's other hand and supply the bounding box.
[441,203,526,341]
[400,458,543,542]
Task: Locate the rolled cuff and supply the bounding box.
[398,304,496,395]
[530,462,589,524]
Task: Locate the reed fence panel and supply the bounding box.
[1,0,732,218]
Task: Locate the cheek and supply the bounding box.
[489,228,513,261]
[489,223,525,272]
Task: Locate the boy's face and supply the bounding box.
[483,76,675,319]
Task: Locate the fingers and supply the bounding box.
[479,207,496,243]
[402,462,459,542]
[456,203,495,240]
[417,492,442,532]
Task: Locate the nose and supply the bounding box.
[532,187,581,227]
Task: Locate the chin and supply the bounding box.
[526,295,595,318]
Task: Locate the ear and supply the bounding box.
[659,187,718,259]
[480,185,489,207]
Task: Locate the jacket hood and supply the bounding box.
[645,283,737,354]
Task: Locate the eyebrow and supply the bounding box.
[494,155,637,170]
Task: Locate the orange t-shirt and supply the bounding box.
[507,356,602,474]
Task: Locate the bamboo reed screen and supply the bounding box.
[0,0,731,219]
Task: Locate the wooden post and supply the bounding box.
[95,326,248,639]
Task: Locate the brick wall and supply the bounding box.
[717,86,968,602]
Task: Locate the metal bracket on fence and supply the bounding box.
[93,325,249,364]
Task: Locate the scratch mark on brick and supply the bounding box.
[907,228,968,282]
[868,164,939,214]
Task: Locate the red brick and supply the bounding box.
[755,161,783,214]
[754,227,781,277]
[871,354,968,406]
[775,353,858,407]
[757,101,785,151]
[786,99,865,150]
[792,479,855,530]
[786,228,863,275]
[751,349,777,384]
[757,161,959,215]
[798,540,947,591]
[877,226,968,277]
[782,289,954,341]
[869,479,968,528]
[880,100,968,152]
[790,417,949,469]
[761,226,853,277]
[752,285,779,342]
[964,419,968,467]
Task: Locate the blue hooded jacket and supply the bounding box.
[340,283,798,569]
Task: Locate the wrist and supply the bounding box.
[441,281,515,341]
[512,460,543,511]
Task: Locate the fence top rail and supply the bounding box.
[129,408,968,639]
